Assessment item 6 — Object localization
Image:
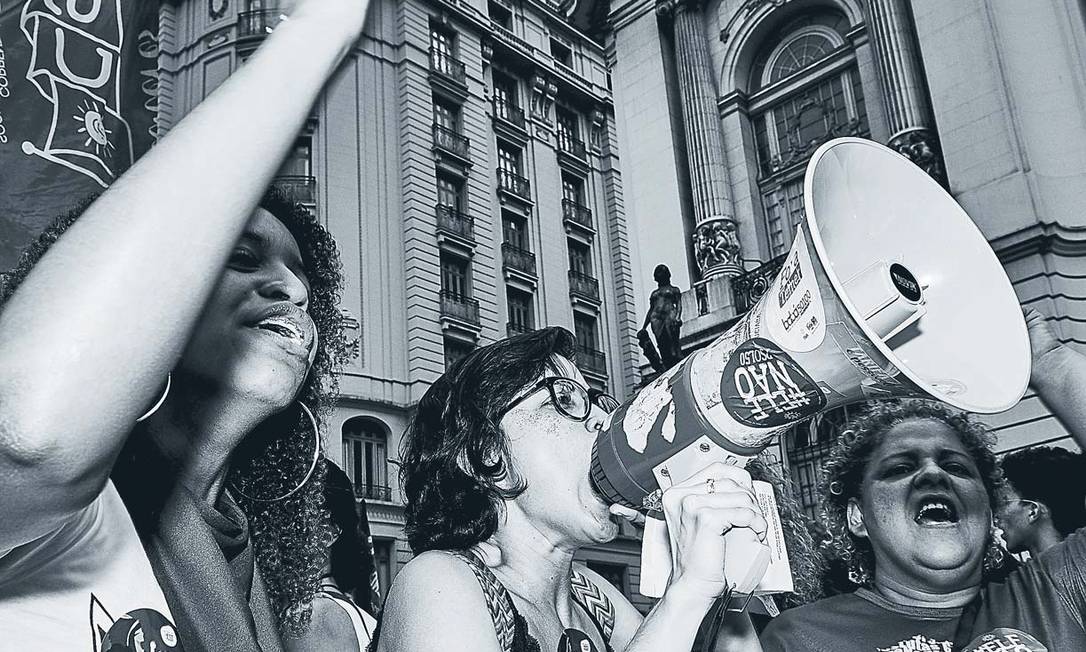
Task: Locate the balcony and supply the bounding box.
[238,9,278,39]
[435,204,475,255]
[731,254,788,315]
[429,49,467,89]
[274,175,317,205]
[492,97,527,135]
[576,345,607,378]
[440,290,480,328]
[562,198,593,235]
[356,484,393,502]
[432,123,471,164]
[557,132,587,160]
[568,270,600,305]
[496,168,532,203]
[506,321,533,337]
[502,243,536,278]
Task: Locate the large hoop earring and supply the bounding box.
[229,402,321,503]
[136,373,172,423]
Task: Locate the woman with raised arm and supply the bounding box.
[372,328,767,652]
[0,2,367,650]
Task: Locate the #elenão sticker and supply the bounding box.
[721,338,826,427]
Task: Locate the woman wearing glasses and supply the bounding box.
[372,327,766,652]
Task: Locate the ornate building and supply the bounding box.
[159,0,646,606]
[599,0,1086,515]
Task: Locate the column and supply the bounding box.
[659,0,743,279]
[864,0,947,185]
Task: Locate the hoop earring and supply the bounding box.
[230,402,321,503]
[136,373,172,423]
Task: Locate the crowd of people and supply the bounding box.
[2,2,1086,651]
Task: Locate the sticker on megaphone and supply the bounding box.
[721,338,826,427]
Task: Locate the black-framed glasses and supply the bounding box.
[499,376,620,422]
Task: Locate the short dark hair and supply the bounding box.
[653,264,671,284]
[401,327,576,553]
[819,400,1003,584]
[1001,446,1086,537]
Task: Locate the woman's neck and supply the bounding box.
[485,523,579,618]
[872,571,981,609]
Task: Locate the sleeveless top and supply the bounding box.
[316,580,376,651]
[368,551,616,652]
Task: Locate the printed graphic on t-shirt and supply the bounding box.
[876,635,951,652]
[91,594,182,652]
[962,628,1048,652]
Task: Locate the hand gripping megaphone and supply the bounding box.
[589,137,1031,599]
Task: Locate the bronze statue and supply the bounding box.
[640,264,683,371]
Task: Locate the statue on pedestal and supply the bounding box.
[640,264,683,372]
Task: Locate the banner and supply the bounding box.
[0,0,159,272]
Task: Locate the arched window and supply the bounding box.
[747,11,868,257]
[342,417,391,501]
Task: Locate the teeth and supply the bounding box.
[917,499,955,522]
[257,317,304,341]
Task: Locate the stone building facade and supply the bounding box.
[159,0,645,605]
[602,0,1086,515]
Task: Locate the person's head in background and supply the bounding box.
[997,446,1086,557]
[323,461,379,615]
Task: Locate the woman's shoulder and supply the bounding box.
[376,550,505,652]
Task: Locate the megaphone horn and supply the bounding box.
[589,137,1031,597]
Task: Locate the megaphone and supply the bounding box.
[589,137,1031,598]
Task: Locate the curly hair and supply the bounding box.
[1001,446,1086,537]
[2,186,350,636]
[402,327,577,553]
[746,455,824,607]
[818,400,1003,588]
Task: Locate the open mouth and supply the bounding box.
[914,496,959,526]
[249,305,315,353]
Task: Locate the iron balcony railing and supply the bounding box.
[557,131,587,159]
[237,9,278,38]
[562,198,592,230]
[501,243,536,276]
[432,123,471,160]
[274,175,317,204]
[439,290,480,326]
[731,253,788,315]
[435,204,474,241]
[496,168,531,201]
[575,345,607,377]
[568,270,600,303]
[506,321,533,337]
[356,484,393,502]
[429,48,466,85]
[492,97,526,130]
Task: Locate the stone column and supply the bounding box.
[864,0,947,185]
[658,0,743,279]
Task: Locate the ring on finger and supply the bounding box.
[706,478,716,494]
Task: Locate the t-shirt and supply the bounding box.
[0,481,182,650]
[760,528,1086,651]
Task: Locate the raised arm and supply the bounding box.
[1025,308,1086,449]
[0,0,369,550]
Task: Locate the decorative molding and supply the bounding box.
[589,107,606,152]
[693,218,743,278]
[529,72,558,125]
[209,0,229,21]
[340,308,363,362]
[888,128,947,188]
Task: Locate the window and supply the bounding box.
[785,405,861,518]
[747,12,868,257]
[493,73,518,109]
[440,253,470,297]
[556,107,578,145]
[573,313,598,351]
[507,288,534,330]
[502,212,529,250]
[430,25,455,60]
[278,137,311,178]
[373,538,393,602]
[433,98,460,133]
[568,240,591,276]
[444,337,475,369]
[488,1,511,29]
[562,174,584,205]
[550,38,571,66]
[497,141,521,175]
[585,561,627,593]
[436,174,463,211]
[342,418,388,498]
